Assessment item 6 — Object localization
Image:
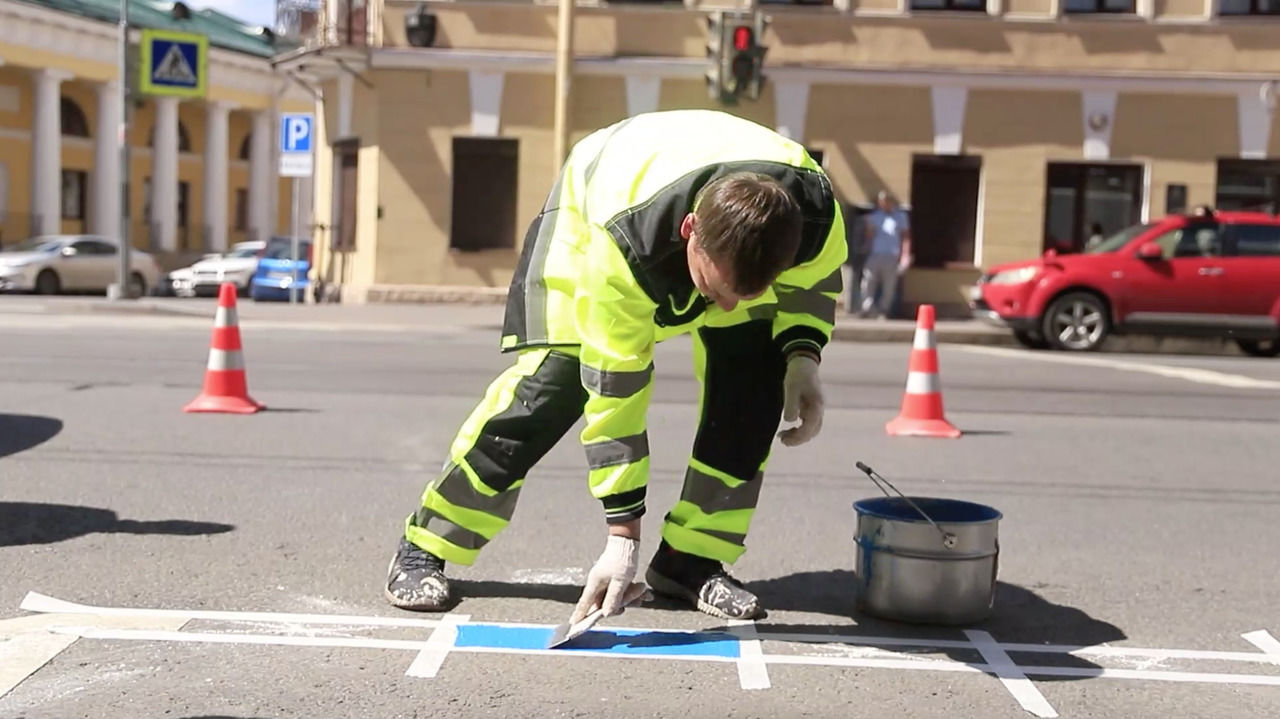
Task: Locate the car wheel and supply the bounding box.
[1236,339,1280,358]
[128,272,147,298]
[1013,330,1050,350]
[35,269,61,295]
[1042,291,1110,352]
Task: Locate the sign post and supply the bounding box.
[278,113,314,304]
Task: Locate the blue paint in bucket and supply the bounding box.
[853,496,1002,524]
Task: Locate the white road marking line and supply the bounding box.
[1242,630,1280,665]
[39,624,1280,688]
[956,345,1280,391]
[20,591,442,630]
[728,619,770,690]
[0,612,191,700]
[966,629,1059,718]
[406,613,468,679]
[761,631,1280,665]
[0,631,79,700]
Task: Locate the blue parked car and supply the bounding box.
[250,235,312,302]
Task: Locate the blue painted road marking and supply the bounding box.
[455,625,741,658]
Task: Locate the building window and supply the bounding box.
[234,188,249,230]
[61,97,90,137]
[239,134,252,160]
[1219,0,1280,13]
[1043,162,1144,254]
[450,137,518,252]
[334,139,359,251]
[1216,159,1280,213]
[910,0,986,9]
[1064,0,1136,11]
[909,155,982,268]
[178,181,190,228]
[61,169,87,220]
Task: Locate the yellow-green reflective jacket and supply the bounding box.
[499,109,847,522]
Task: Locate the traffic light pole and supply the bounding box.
[553,0,575,170]
[112,0,132,301]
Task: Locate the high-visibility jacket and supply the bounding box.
[500,109,847,523]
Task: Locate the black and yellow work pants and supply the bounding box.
[404,319,786,566]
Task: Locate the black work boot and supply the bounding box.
[645,540,765,620]
[384,537,453,611]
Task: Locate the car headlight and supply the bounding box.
[988,267,1040,285]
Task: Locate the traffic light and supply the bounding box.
[705,11,768,106]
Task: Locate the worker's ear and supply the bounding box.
[679,213,695,241]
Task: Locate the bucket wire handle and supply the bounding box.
[856,461,958,549]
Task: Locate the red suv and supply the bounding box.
[970,209,1280,355]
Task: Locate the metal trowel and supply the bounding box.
[546,584,651,649]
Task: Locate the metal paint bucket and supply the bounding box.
[852,463,1002,625]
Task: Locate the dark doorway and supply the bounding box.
[333,139,359,251]
[909,154,982,268]
[1044,162,1144,254]
[1216,159,1280,214]
[450,137,519,252]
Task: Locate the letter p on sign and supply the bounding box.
[281,114,313,153]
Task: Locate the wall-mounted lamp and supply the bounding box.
[405,4,437,48]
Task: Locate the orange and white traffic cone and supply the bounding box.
[183,282,264,414]
[886,304,960,438]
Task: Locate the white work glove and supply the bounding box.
[778,354,824,447]
[570,535,648,624]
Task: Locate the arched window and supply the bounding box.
[148,122,193,152]
[239,133,252,160]
[60,97,89,137]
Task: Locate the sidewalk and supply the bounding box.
[0,294,1013,346]
[0,294,1244,355]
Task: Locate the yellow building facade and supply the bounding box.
[282,0,1280,314]
[0,0,314,273]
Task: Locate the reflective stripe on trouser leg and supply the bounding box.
[406,348,586,565]
[662,320,784,564]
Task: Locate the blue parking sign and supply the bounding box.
[280,114,313,154]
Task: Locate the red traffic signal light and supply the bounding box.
[733,26,753,51]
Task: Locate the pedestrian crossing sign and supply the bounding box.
[139,29,207,98]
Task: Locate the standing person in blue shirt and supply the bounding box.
[859,191,912,319]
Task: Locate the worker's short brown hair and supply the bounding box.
[693,172,802,296]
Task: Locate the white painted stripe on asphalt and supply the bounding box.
[728,619,770,690]
[957,345,1280,391]
[206,348,245,371]
[905,370,941,394]
[1242,630,1280,664]
[758,631,1280,664]
[406,613,468,679]
[0,631,78,700]
[965,629,1059,718]
[913,329,936,350]
[20,591,443,630]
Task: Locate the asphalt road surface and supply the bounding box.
[2,307,1278,719]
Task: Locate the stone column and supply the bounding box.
[152,96,180,250]
[92,80,122,238]
[203,101,234,251]
[248,109,273,243]
[31,69,72,236]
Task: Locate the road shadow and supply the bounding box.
[0,502,235,547]
[727,569,1124,682]
[0,414,63,458]
[261,407,320,414]
[455,579,581,606]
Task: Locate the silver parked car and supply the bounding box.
[0,235,162,297]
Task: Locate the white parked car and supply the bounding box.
[0,235,162,297]
[169,240,265,297]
